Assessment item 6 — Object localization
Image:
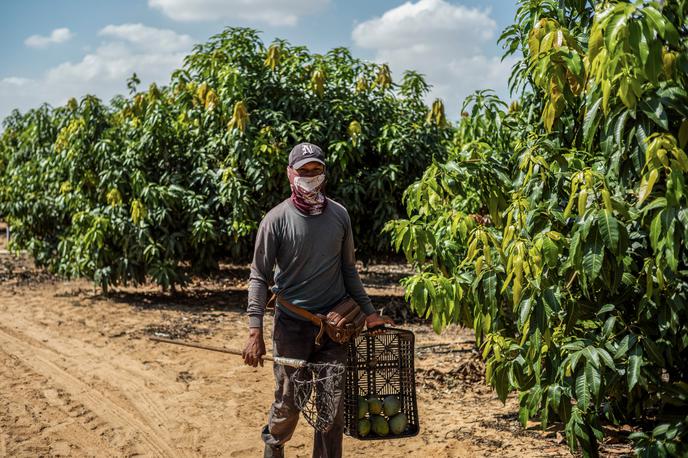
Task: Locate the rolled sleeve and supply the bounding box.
[247,216,279,329]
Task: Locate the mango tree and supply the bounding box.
[386,1,688,455]
[0,27,451,292]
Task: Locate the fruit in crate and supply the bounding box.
[357,396,368,419]
[358,418,371,437]
[382,395,401,416]
[367,396,383,415]
[370,415,389,436]
[389,412,408,434]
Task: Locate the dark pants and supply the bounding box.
[261,308,347,458]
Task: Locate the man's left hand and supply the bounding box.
[365,312,394,332]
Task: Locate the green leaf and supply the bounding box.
[636,21,649,65]
[645,39,662,85]
[597,210,620,254]
[432,310,442,333]
[680,120,688,149]
[584,346,601,368]
[543,101,556,133]
[639,97,668,130]
[582,231,604,279]
[607,11,628,51]
[570,349,584,373]
[614,110,629,145]
[518,297,532,329]
[638,169,659,205]
[615,334,636,359]
[542,236,558,266]
[602,316,616,338]
[583,97,602,146]
[643,7,665,40]
[412,279,427,315]
[650,211,663,249]
[543,287,561,313]
[569,231,582,264]
[585,362,601,400]
[597,303,615,315]
[495,367,509,403]
[518,405,530,428]
[484,273,497,310]
[652,423,671,437]
[562,51,583,77]
[663,20,679,46]
[636,123,649,156]
[642,197,667,213]
[576,370,591,411]
[394,223,408,252]
[628,348,642,390]
[597,348,616,370]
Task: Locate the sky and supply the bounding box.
[0,0,519,123]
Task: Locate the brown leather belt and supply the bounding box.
[267,293,328,344]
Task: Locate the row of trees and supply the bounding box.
[387,0,687,455]
[0,28,451,292]
[2,1,686,454]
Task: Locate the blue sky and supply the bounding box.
[0,0,519,122]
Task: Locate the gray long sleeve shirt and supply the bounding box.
[247,197,375,329]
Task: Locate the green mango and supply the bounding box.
[358,418,371,437]
[389,412,408,435]
[370,415,389,436]
[357,396,368,419]
[383,395,401,416]
[367,396,383,415]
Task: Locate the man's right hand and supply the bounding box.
[242,328,266,367]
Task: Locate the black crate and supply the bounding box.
[344,328,419,440]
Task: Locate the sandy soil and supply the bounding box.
[0,250,590,458]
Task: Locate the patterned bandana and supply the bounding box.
[287,167,327,215]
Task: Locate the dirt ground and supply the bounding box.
[0,248,630,457]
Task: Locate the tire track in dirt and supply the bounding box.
[0,348,118,456]
[0,309,184,430]
[0,324,184,458]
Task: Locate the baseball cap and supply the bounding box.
[288,142,326,170]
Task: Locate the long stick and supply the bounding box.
[149,336,308,368]
[150,336,271,359]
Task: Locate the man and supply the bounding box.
[242,142,391,458]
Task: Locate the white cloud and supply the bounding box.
[352,0,515,118]
[1,77,32,86]
[25,28,74,48]
[1,24,193,123]
[148,0,329,26]
[99,23,193,52]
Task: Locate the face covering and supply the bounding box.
[294,174,326,192]
[287,167,327,215]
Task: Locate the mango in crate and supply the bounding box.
[370,415,389,436]
[383,395,401,416]
[358,418,371,437]
[357,396,368,419]
[389,412,408,434]
[367,396,383,415]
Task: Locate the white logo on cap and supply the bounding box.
[302,144,315,156]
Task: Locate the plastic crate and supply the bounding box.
[344,328,419,440]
